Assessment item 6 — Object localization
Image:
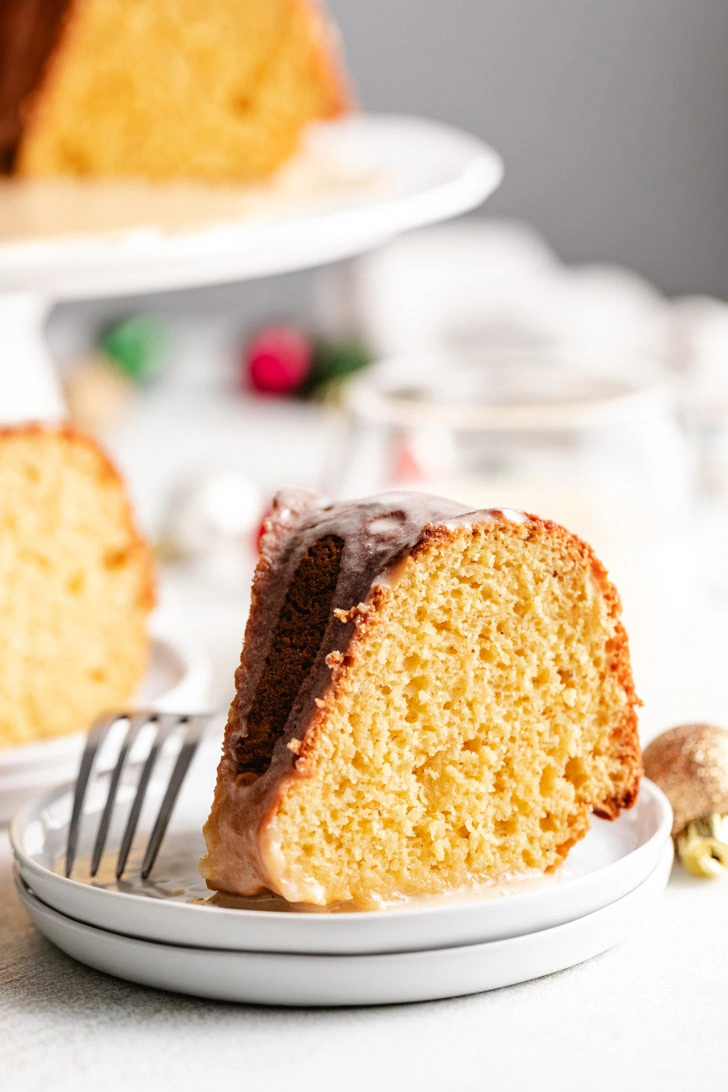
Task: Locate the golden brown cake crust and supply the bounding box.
[202,491,642,901]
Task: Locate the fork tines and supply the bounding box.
[65,710,210,882]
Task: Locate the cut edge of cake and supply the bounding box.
[0,422,155,747]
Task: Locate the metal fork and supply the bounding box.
[65,710,211,882]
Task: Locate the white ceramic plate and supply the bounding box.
[0,629,211,824]
[0,115,502,298]
[11,733,672,954]
[14,842,674,1007]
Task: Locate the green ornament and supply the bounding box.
[100,315,170,385]
[305,340,371,396]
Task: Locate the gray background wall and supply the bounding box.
[329,0,728,298]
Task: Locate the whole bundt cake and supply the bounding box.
[1,0,350,179]
[201,489,641,908]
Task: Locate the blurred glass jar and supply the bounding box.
[673,296,728,596]
[332,349,696,687]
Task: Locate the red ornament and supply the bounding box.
[245,326,312,395]
[254,499,273,553]
[254,517,267,553]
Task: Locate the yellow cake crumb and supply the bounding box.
[0,426,154,747]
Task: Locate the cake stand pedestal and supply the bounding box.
[0,294,64,425]
[0,115,502,425]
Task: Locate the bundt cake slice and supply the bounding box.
[4,0,350,180]
[202,489,641,908]
[0,425,154,747]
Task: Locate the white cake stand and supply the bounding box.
[0,115,502,423]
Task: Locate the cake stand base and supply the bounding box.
[0,293,66,426]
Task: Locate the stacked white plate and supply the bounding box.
[12,736,673,1006]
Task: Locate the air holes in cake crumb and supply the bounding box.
[539,764,557,795]
[493,770,507,794]
[404,703,422,726]
[236,535,344,775]
[565,756,588,790]
[103,549,128,570]
[67,572,85,595]
[351,753,368,774]
[230,92,253,115]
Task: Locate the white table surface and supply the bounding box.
[2,837,728,1092]
[4,581,728,1092]
[3,385,728,1092]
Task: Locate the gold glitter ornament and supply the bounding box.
[643,723,728,878]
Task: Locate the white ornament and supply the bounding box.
[162,471,262,561]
